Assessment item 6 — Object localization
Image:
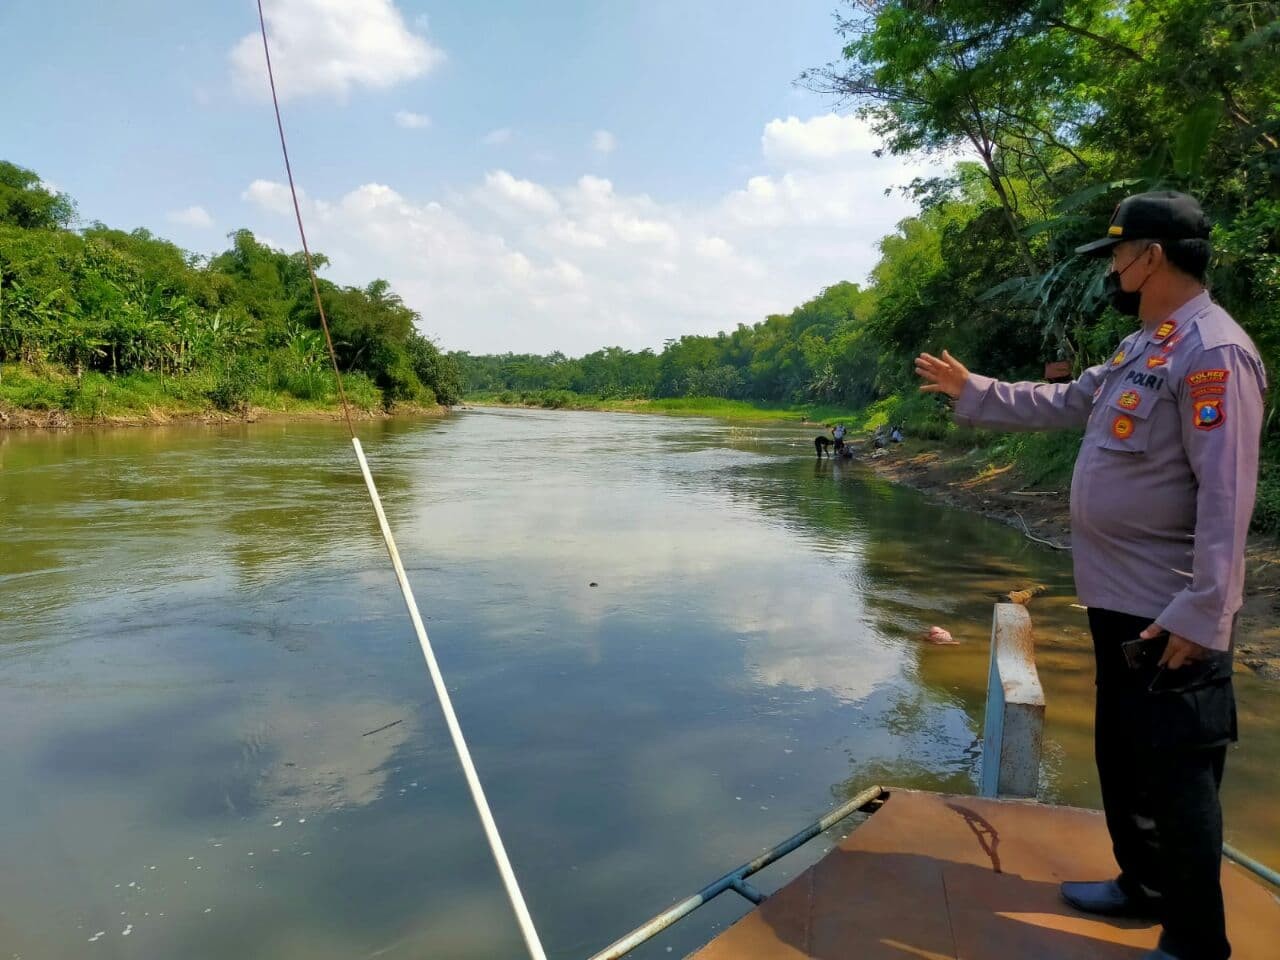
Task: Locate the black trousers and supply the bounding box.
[1089,608,1237,960]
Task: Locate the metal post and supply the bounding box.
[980,603,1045,798]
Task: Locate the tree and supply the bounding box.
[800,1,1103,274]
[406,331,463,405]
[0,161,76,230]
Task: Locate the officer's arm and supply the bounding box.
[953,364,1107,432]
[1156,346,1265,652]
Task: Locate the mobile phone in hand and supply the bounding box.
[1121,632,1169,672]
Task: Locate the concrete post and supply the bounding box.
[980,603,1045,799]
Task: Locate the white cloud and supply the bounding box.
[724,170,881,228]
[548,219,607,249]
[167,205,214,228]
[243,178,301,215]
[229,0,445,101]
[240,113,933,354]
[591,129,617,154]
[762,113,880,165]
[249,698,418,811]
[394,110,430,129]
[480,170,560,217]
[481,127,513,146]
[695,235,733,259]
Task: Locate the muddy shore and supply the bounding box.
[0,403,446,431]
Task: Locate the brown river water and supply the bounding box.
[1,407,1275,959]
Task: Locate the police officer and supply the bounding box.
[914,191,1266,960]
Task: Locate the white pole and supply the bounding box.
[350,437,548,960]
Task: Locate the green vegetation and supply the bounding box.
[456,1,1279,530]
[467,390,865,423]
[0,160,461,421]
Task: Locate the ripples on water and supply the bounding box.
[0,409,1275,959]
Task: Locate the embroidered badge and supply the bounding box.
[1193,398,1225,431]
[1118,390,1141,411]
[1186,369,1230,390]
[1154,320,1177,341]
[1146,355,1167,369]
[1111,414,1135,440]
[1160,333,1183,355]
[1112,351,1125,366]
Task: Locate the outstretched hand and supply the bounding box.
[915,350,971,400]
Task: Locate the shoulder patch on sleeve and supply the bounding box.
[1192,397,1226,431]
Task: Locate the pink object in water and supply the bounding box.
[925,626,957,645]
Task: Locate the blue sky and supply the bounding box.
[2,1,933,354]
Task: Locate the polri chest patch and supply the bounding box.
[1124,369,1165,391]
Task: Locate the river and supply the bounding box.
[1,407,1276,959]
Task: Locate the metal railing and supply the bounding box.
[1224,842,1280,889]
[585,784,887,960]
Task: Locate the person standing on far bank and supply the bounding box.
[915,191,1266,960]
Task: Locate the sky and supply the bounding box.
[1,0,937,355]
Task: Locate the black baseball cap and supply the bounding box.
[1075,190,1211,257]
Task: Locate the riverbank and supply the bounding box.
[0,364,445,430]
[0,402,445,430]
[854,438,1280,683]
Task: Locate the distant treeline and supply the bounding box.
[0,159,462,413]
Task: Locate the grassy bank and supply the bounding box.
[0,363,438,427]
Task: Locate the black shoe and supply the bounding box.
[1060,879,1161,919]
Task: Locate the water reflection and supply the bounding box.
[0,409,1275,960]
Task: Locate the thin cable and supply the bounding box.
[254,6,548,958]
[256,0,355,439]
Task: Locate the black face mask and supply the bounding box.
[1104,270,1142,316]
[1104,245,1152,317]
